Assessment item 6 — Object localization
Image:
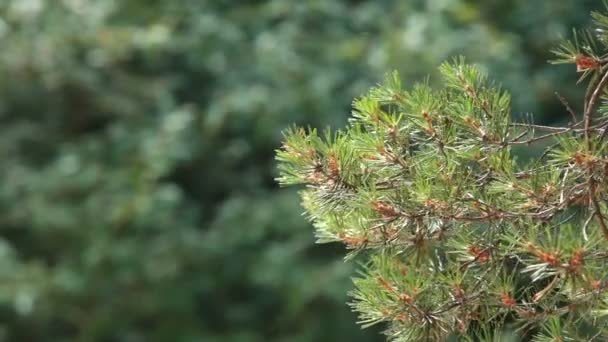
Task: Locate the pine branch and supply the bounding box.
[277,6,608,340]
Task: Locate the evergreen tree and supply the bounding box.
[278,4,608,341]
[0,0,600,341]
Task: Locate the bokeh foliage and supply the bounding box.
[0,0,599,341]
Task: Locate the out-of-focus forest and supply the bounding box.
[0,1,598,341]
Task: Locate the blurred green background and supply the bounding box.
[0,1,598,341]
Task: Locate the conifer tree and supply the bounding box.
[277,4,608,341]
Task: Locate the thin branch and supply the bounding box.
[589,178,608,240]
[584,69,608,146]
[509,130,529,143]
[510,122,571,133]
[506,130,573,145]
[504,120,608,145]
[555,92,579,123]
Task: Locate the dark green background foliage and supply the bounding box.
[0,1,598,341]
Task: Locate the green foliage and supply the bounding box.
[0,1,386,341]
[0,0,602,341]
[278,5,608,341]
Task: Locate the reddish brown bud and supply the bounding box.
[327,154,340,177]
[399,293,413,303]
[591,279,602,290]
[394,313,408,322]
[424,198,449,211]
[372,201,400,218]
[452,286,465,302]
[538,251,561,266]
[572,151,595,167]
[500,293,516,307]
[575,54,600,72]
[338,232,368,248]
[467,245,491,264]
[569,249,585,273]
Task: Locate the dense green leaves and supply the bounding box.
[0,0,602,341]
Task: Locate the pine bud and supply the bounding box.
[575,54,600,72]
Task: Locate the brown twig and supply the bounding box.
[555,92,579,123]
[584,69,608,147]
[509,123,572,133]
[582,69,608,240]
[589,178,608,240]
[506,130,573,145]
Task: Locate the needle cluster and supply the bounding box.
[276,4,608,340]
